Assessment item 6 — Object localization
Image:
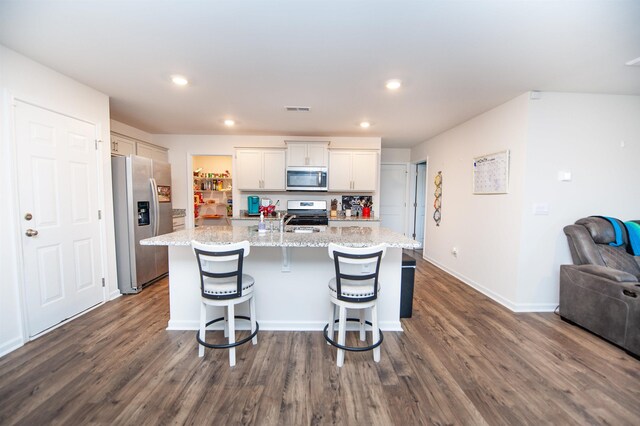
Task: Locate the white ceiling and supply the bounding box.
[1,1,639,148]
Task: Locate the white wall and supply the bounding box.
[411,93,530,308]
[153,134,381,226]
[0,45,116,356]
[381,148,411,163]
[516,93,640,307]
[412,92,640,311]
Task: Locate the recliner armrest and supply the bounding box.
[563,264,638,283]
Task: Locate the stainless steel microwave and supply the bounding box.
[286,167,328,191]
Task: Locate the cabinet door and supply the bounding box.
[352,151,378,191]
[262,150,286,190]
[236,150,263,190]
[328,151,353,191]
[306,143,328,167]
[151,147,168,162]
[137,142,168,162]
[135,142,155,159]
[111,135,135,156]
[286,143,308,166]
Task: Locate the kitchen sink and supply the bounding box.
[251,225,326,233]
[285,226,325,233]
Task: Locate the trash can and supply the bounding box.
[400,253,416,318]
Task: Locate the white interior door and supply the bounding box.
[380,164,408,235]
[414,163,427,247]
[15,101,104,337]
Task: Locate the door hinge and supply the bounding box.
[101,278,105,287]
[98,210,102,220]
[95,139,99,150]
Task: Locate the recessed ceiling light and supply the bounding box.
[385,79,401,90]
[625,56,640,67]
[224,119,235,127]
[360,121,371,128]
[171,75,189,86]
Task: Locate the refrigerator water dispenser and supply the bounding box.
[138,201,150,226]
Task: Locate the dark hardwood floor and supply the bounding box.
[1,252,639,425]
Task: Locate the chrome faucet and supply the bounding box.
[279,214,296,232]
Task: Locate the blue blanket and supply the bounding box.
[626,221,640,256]
[597,216,624,247]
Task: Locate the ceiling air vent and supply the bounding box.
[285,106,311,112]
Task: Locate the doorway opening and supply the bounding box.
[412,162,427,249]
[191,155,233,227]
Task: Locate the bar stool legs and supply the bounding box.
[372,304,380,362]
[325,243,386,367]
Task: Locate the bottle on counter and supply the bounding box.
[258,212,266,233]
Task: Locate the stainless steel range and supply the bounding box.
[286,200,329,226]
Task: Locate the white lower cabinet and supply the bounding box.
[172,216,185,231]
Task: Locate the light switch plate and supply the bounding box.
[558,171,572,181]
[533,203,550,215]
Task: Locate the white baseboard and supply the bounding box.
[109,290,122,301]
[167,319,403,332]
[422,256,556,313]
[0,336,24,358]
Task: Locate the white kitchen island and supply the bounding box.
[141,225,419,331]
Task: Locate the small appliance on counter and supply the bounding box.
[248,195,260,215]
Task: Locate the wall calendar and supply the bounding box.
[473,150,510,194]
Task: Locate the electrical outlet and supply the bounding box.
[451,247,458,257]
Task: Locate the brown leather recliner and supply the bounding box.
[561,217,640,357]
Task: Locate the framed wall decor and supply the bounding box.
[473,150,509,194]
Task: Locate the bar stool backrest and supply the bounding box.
[192,240,251,300]
[328,243,386,303]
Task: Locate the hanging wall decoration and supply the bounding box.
[433,171,442,226]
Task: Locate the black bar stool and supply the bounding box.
[325,243,386,367]
[191,240,258,366]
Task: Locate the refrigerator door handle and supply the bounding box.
[150,177,159,236]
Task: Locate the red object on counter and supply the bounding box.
[259,205,276,215]
[362,207,371,217]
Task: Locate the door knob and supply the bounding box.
[25,229,39,237]
[24,213,33,221]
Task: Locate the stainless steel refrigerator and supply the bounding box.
[111,155,173,293]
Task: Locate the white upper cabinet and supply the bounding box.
[110,132,168,162]
[286,141,329,167]
[236,149,286,190]
[136,142,168,162]
[110,134,135,156]
[328,150,378,192]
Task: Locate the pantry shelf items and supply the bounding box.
[193,171,233,219]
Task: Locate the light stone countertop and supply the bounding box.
[328,215,380,222]
[232,213,380,222]
[141,225,419,248]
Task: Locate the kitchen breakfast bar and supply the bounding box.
[141,225,419,331]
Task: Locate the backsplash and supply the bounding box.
[341,195,373,214]
[236,192,376,213]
